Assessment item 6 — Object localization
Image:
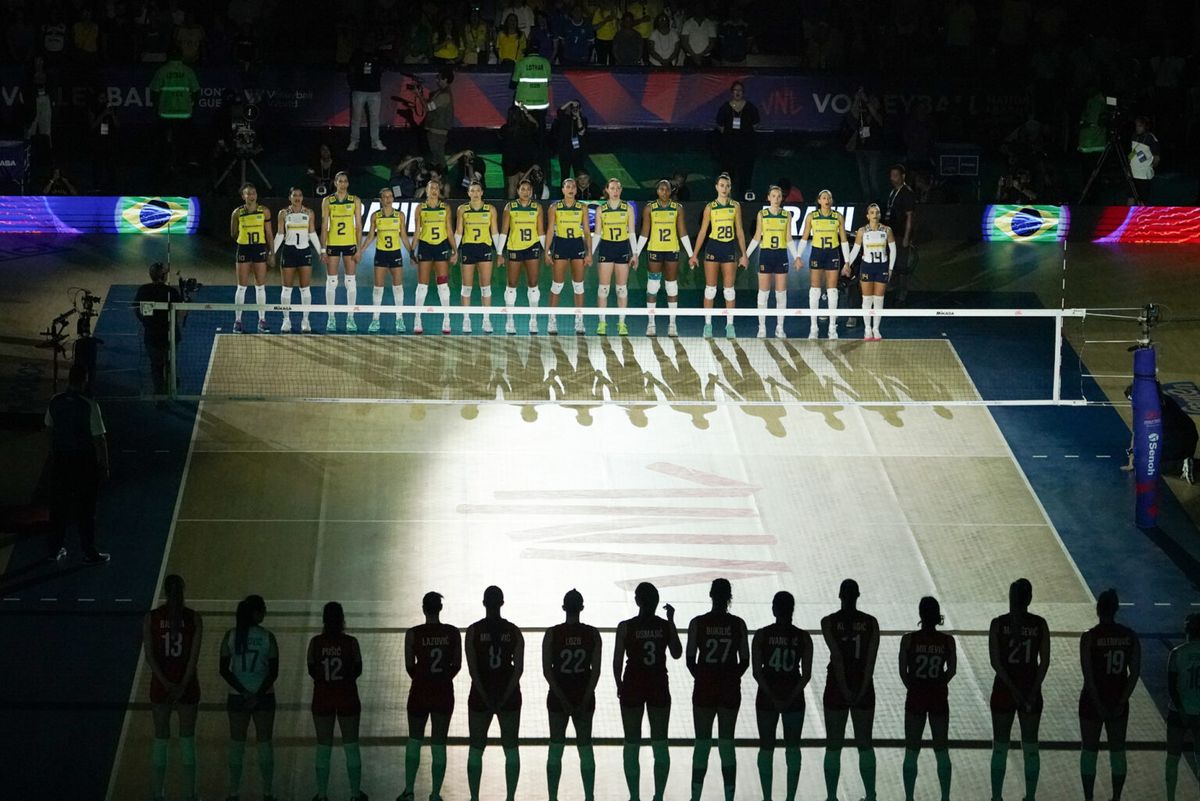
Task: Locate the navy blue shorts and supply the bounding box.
[597,240,632,264]
[648,250,678,263]
[280,244,311,269]
[374,249,405,269]
[327,244,358,257]
[416,240,451,262]
[507,245,543,262]
[237,243,268,263]
[705,239,737,263]
[759,247,790,274]
[859,259,889,283]
[459,243,494,264]
[551,236,586,260]
[809,246,842,270]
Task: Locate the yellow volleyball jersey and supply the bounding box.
[508,202,539,248]
[810,210,844,249]
[760,210,789,250]
[461,205,492,245]
[235,206,266,245]
[418,203,449,244]
[374,212,403,252]
[648,201,680,252]
[553,201,586,239]
[326,195,358,246]
[708,202,737,242]
[599,202,632,242]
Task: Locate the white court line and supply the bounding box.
[174,516,1052,527]
[104,337,218,801]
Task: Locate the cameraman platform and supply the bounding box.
[134,263,183,397]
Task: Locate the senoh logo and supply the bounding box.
[1146,431,1160,476]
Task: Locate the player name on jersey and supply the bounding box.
[420,634,453,647]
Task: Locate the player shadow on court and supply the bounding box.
[457,339,508,420]
[706,340,788,438]
[547,337,608,426]
[763,340,850,430]
[499,337,555,422]
[647,336,718,429]
[814,341,906,427]
[600,337,656,427]
[821,341,958,426]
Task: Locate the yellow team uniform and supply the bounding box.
[416,203,450,260]
[326,195,358,253]
[235,207,266,246]
[760,210,789,250]
[599,202,632,242]
[461,205,492,244]
[507,202,541,255]
[373,212,404,266]
[708,202,737,242]
[808,209,845,269]
[552,202,586,240]
[648,201,681,257]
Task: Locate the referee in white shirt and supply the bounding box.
[45,363,110,564]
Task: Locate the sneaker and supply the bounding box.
[618,321,629,336]
[596,320,607,335]
[301,318,312,333]
[281,317,293,333]
[482,316,494,334]
[395,315,406,333]
[346,143,358,152]
[547,316,558,335]
[774,325,786,339]
[646,319,657,336]
[668,320,678,337]
[325,316,337,333]
[353,793,369,801]
[397,792,415,801]
[233,320,244,334]
[258,319,269,333]
[505,318,516,335]
[702,323,713,339]
[413,319,424,335]
[726,322,736,339]
[574,316,585,335]
[529,316,539,335]
[346,316,358,333]
[372,141,387,151]
[1183,457,1195,485]
[442,316,451,334]
[462,317,473,334]
[808,327,819,340]
[757,324,767,339]
[828,326,839,340]
[46,547,67,563]
[368,319,381,333]
[873,330,884,341]
[83,552,111,566]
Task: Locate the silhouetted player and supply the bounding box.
[307,601,366,801]
[820,578,880,801]
[752,590,813,801]
[686,578,750,801]
[401,592,463,801]
[899,596,956,801]
[614,582,682,801]
[465,585,525,801]
[543,589,603,801]
[1079,588,1139,801]
[989,578,1050,801]
[1167,614,1200,801]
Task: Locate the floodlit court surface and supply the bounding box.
[97,332,1182,801]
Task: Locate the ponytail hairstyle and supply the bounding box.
[322,601,346,636]
[234,598,253,655]
[164,574,185,634]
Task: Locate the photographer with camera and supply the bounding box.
[995,166,1038,204]
[424,68,456,166]
[1129,116,1160,205]
[551,99,589,181]
[306,144,340,200]
[134,263,185,396]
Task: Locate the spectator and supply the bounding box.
[496,1,535,36]
[884,164,916,305]
[425,68,456,166]
[347,39,387,152]
[521,163,550,199]
[528,12,557,61]
[138,7,171,63]
[402,13,434,64]
[89,90,119,191]
[148,49,200,171]
[1129,116,1160,205]
[432,18,463,64]
[23,56,54,168]
[575,170,600,200]
[612,13,643,65]
[500,103,541,196]
[559,6,595,66]
[647,13,681,66]
[592,0,621,65]
[71,8,101,64]
[174,11,205,64]
[681,6,717,66]
[306,143,339,199]
[670,171,691,201]
[715,80,760,199]
[134,261,183,397]
[551,100,588,179]
[717,6,750,64]
[231,24,257,71]
[40,7,68,62]
[44,363,110,566]
[446,149,486,197]
[995,167,1038,203]
[512,45,552,124]
[778,178,803,203]
[496,14,526,66]
[628,0,656,39]
[461,7,492,65]
[805,20,845,70]
[43,165,76,195]
[845,88,885,201]
[390,155,428,199]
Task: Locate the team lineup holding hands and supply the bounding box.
[226,171,901,342]
[138,576,1189,801]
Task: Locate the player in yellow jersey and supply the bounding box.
[455,181,503,334]
[592,178,638,336]
[272,187,322,333]
[690,174,747,339]
[798,189,851,340]
[358,187,411,334]
[229,182,274,333]
[545,178,592,336]
[844,204,896,341]
[745,186,796,339]
[500,178,546,335]
[637,180,694,337]
[412,180,457,335]
[320,172,364,332]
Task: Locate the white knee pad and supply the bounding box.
[646,274,662,294]
[597,284,611,299]
[723,287,736,302]
[461,286,473,299]
[703,284,718,300]
[480,285,492,298]
[550,281,565,295]
[572,281,585,295]
[665,280,679,296]
[615,284,629,299]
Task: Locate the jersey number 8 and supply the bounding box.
[488,645,503,670]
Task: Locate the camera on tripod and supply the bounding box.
[231,102,261,157]
[178,275,203,302]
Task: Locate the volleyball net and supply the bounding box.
[116,301,1098,406]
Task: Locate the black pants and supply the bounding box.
[558,148,587,180]
[147,338,169,394]
[49,452,100,557]
[594,40,613,65]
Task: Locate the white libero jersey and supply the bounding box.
[861,225,889,263]
[225,625,273,693]
[284,210,311,247]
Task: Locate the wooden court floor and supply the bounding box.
[107,336,1193,800]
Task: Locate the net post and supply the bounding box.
[167,304,178,401]
[1051,312,1064,403]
